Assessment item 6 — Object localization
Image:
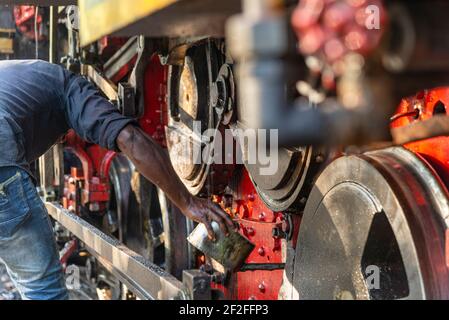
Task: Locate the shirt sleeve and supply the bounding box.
[62,71,137,151]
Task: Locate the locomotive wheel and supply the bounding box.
[166,40,235,196]
[292,147,449,300]
[108,155,193,279]
[245,146,326,212]
[236,65,326,212]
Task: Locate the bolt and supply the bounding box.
[315,155,325,163]
[89,202,100,212]
[258,247,265,256]
[247,194,255,202]
[258,212,266,221]
[258,283,266,293]
[246,227,255,237]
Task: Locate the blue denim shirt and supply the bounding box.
[0,60,135,175]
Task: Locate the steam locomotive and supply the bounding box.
[5,0,449,300]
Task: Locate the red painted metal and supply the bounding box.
[391,88,449,188]
[391,87,449,275]
[63,131,111,213]
[233,170,285,300]
[99,150,117,180]
[61,52,168,216]
[60,240,78,270]
[98,37,128,60]
[139,54,169,147]
[13,6,44,41]
[99,36,138,83]
[109,56,137,84]
[210,169,289,300]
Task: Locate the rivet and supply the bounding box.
[258,247,265,256]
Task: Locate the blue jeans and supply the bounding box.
[0,166,68,300]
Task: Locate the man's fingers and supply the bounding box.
[202,219,216,241]
[209,211,229,236]
[212,204,235,231]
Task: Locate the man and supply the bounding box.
[0,60,234,300]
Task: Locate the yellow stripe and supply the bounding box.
[79,0,178,46]
[0,38,13,54]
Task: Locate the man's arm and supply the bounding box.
[61,71,233,239]
[116,124,235,240]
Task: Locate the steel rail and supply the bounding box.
[45,202,189,300]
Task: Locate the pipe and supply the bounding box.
[227,0,390,147]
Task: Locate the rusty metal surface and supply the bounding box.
[188,222,255,272]
[391,115,449,145]
[178,57,198,119]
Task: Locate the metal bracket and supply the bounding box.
[182,270,212,300]
[118,82,136,117]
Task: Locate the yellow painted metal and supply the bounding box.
[0,38,13,54]
[79,0,179,46]
[0,29,15,34]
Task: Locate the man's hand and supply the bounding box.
[183,197,235,241]
[116,125,235,240]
